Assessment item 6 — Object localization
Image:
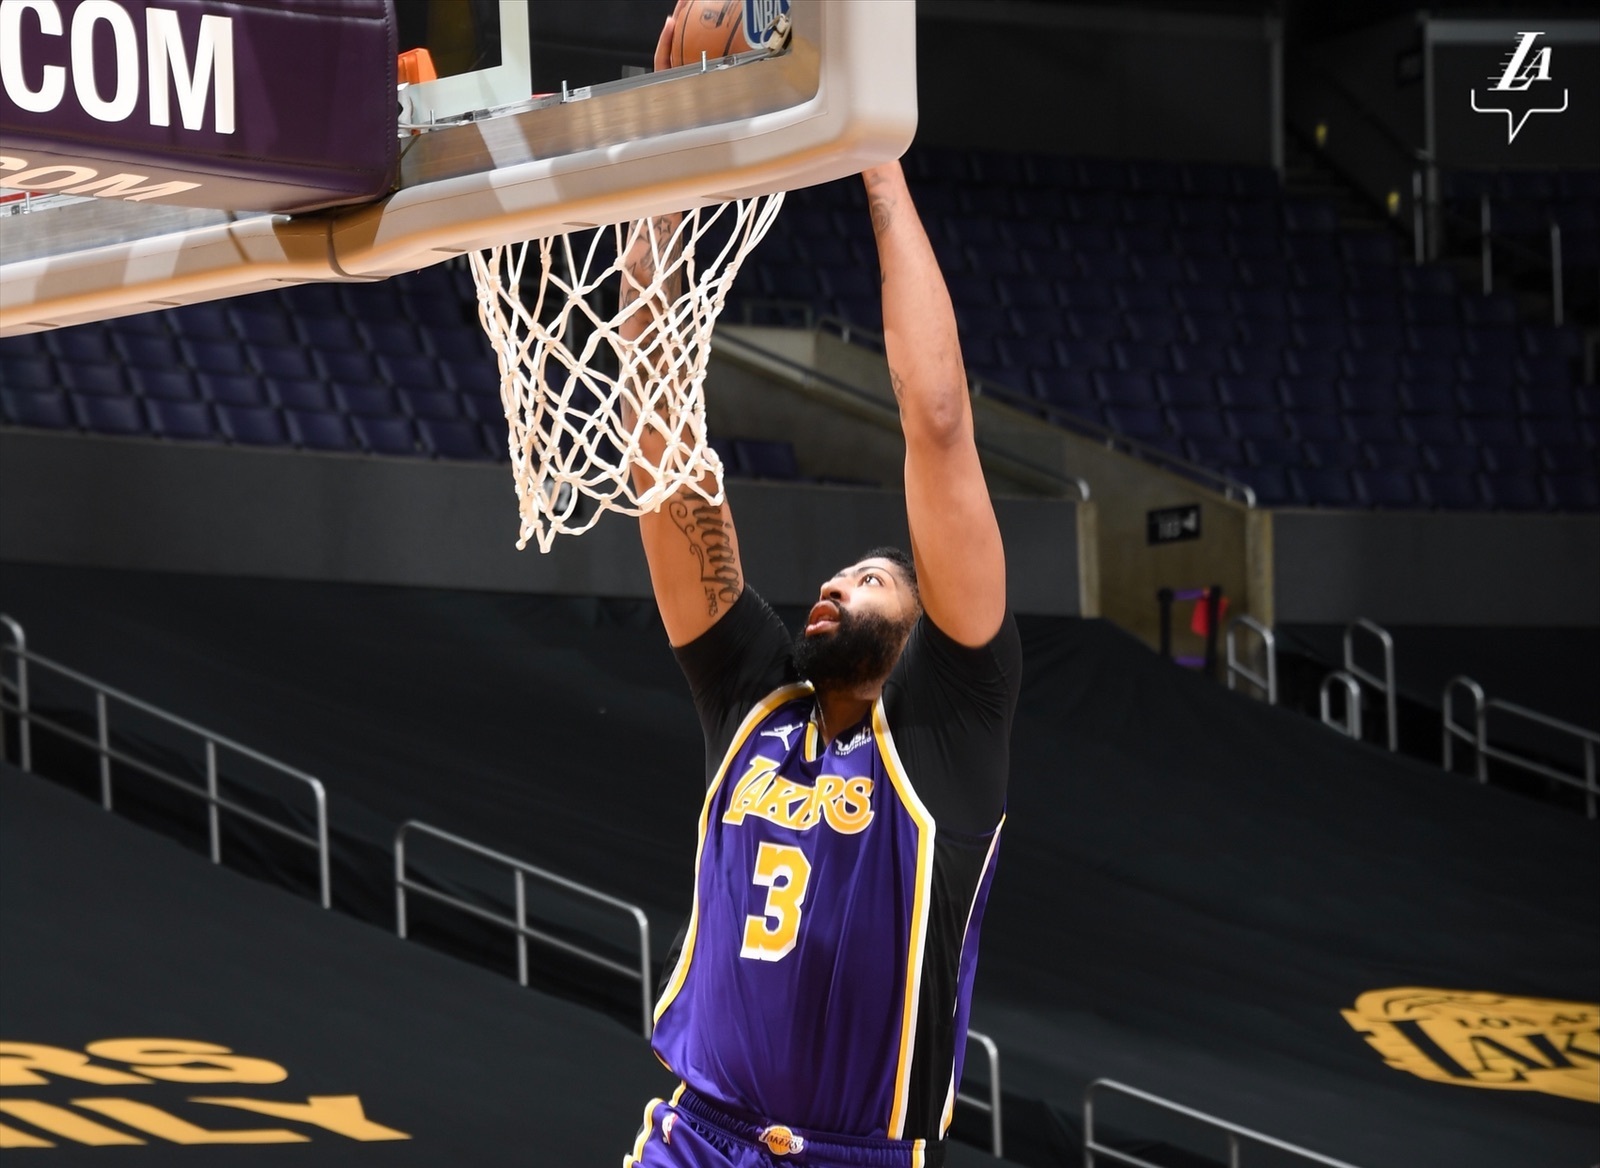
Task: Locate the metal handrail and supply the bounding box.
[1084,1079,1364,1168]
[393,820,654,1037]
[0,615,32,769]
[1442,675,1599,819]
[1343,619,1396,751]
[0,616,331,907]
[814,316,1258,508]
[713,326,1091,503]
[1224,615,1277,705]
[955,1028,1003,1157]
[1320,671,1362,740]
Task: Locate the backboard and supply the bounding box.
[0,0,917,335]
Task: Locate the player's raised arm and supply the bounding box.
[622,6,745,647]
[864,161,1007,647]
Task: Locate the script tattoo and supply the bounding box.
[670,500,741,615]
[865,170,895,236]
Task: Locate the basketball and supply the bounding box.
[670,0,761,66]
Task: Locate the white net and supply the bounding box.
[468,192,785,552]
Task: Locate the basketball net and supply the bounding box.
[469,192,785,552]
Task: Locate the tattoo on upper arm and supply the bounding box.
[668,499,742,616]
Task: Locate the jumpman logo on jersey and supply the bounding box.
[760,722,805,749]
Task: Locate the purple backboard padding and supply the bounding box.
[0,0,398,214]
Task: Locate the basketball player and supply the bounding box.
[620,11,1019,1166]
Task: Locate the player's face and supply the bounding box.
[793,559,919,691]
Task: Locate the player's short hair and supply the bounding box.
[855,546,919,603]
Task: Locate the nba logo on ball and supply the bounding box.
[744,0,790,47]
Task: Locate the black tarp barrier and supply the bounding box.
[0,563,1595,1167]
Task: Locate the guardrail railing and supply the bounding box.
[955,1028,1003,1157]
[0,615,331,907]
[1443,676,1599,819]
[1224,615,1277,705]
[1343,619,1396,751]
[1084,1079,1364,1168]
[394,819,655,1037]
[1320,671,1363,740]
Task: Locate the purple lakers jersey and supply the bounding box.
[650,681,1004,1141]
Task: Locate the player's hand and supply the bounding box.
[654,1,686,72]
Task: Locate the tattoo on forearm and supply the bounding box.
[669,500,741,615]
[889,367,906,404]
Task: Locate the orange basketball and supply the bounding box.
[670,0,769,66]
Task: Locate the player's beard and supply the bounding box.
[792,607,910,693]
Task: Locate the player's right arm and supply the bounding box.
[624,5,745,647]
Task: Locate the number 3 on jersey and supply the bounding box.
[740,842,812,961]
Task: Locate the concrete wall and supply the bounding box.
[1271,510,1600,626]
[0,430,1085,615]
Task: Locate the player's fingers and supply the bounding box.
[654,2,684,72]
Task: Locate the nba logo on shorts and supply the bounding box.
[744,0,790,48]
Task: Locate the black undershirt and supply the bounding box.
[673,587,1022,835]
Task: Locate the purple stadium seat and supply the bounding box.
[1519,352,1574,389]
[1287,289,1342,320]
[1420,473,1483,509]
[145,399,215,441]
[1116,282,1173,314]
[1226,409,1286,440]
[1157,371,1218,407]
[197,371,269,407]
[1234,316,1291,350]
[835,297,882,330]
[1172,226,1229,259]
[1104,405,1168,443]
[46,328,116,364]
[1279,376,1341,413]
[1465,325,1521,362]
[1345,413,1404,444]
[316,350,379,386]
[1349,319,1406,352]
[1289,411,1350,442]
[1354,469,1421,508]
[129,367,197,401]
[169,303,234,340]
[1181,312,1237,346]
[1545,475,1600,510]
[1345,290,1402,322]
[995,276,1055,310]
[1058,223,1117,255]
[340,281,408,321]
[284,409,354,451]
[1408,323,1464,356]
[1340,232,1398,269]
[2,389,74,429]
[298,315,363,350]
[1095,369,1161,406]
[378,353,444,391]
[399,388,461,420]
[108,312,168,336]
[1521,323,1584,360]
[964,335,1001,367]
[1230,288,1288,319]
[1456,384,1519,417]
[1068,192,1120,225]
[1341,350,1399,385]
[948,273,999,309]
[1458,350,1517,387]
[1462,417,1524,449]
[1058,338,1112,371]
[216,404,288,446]
[1228,347,1284,380]
[1283,197,1339,233]
[1182,255,1238,290]
[1117,227,1171,258]
[1284,234,1340,265]
[1365,442,1424,472]
[114,333,181,367]
[1169,343,1230,377]
[996,336,1055,371]
[1078,251,1132,283]
[1031,369,1098,412]
[0,355,54,390]
[1068,309,1123,343]
[1291,254,1346,289]
[231,309,296,346]
[279,283,344,316]
[1291,466,1356,507]
[1113,339,1173,372]
[1398,381,1457,415]
[1001,220,1056,253]
[954,305,1012,338]
[1013,188,1066,220]
[1283,349,1342,381]
[1424,445,1480,475]
[180,338,250,373]
[1407,418,1463,452]
[1481,445,1539,475]
[249,344,317,381]
[1399,352,1459,386]
[1245,437,1300,466]
[1186,436,1245,468]
[267,378,333,412]
[351,415,420,456]
[1058,278,1115,310]
[1304,439,1365,470]
[420,326,486,364]
[1541,445,1598,474]
[1482,472,1545,511]
[1235,465,1295,505]
[1235,251,1293,286]
[1216,375,1279,411]
[1228,196,1279,235]
[334,384,401,417]
[418,418,493,461]
[1168,406,1228,441]
[58,362,125,396]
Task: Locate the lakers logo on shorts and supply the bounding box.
[758,1124,806,1155]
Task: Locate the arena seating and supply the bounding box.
[2,150,1595,511]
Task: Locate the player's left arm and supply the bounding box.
[864,162,1006,648]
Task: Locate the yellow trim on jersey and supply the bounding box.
[622,1095,663,1167]
[873,698,937,1140]
[939,815,1006,1137]
[651,681,815,1028]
